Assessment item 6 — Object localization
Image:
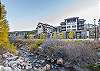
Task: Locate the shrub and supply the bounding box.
[51,32,57,39]
[87,64,100,71]
[75,40,82,43]
[40,39,66,48]
[64,41,98,66]
[67,31,75,39]
[6,43,17,54]
[39,33,46,39]
[59,32,64,39]
[32,39,44,48]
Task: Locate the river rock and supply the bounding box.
[0,65,4,71]
[44,64,51,71]
[57,58,63,65]
[4,67,12,71]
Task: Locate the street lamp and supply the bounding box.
[93,19,96,39]
[98,19,100,40]
[94,19,98,39]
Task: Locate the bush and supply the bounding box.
[39,33,46,39]
[64,41,98,66]
[40,39,66,48]
[59,32,64,39]
[32,39,44,48]
[87,64,100,71]
[51,32,57,39]
[75,40,82,43]
[6,43,16,54]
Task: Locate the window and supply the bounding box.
[72,25,76,28]
[72,29,76,31]
[73,18,76,22]
[62,27,66,29]
[67,20,70,23]
[67,26,70,28]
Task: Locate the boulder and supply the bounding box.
[4,67,12,71]
[33,67,45,71]
[44,64,51,71]
[57,58,63,65]
[12,67,21,71]
[0,65,4,71]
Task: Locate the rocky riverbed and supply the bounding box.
[0,48,67,71]
[0,39,99,71]
[0,46,89,71]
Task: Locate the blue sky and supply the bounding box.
[2,0,99,32]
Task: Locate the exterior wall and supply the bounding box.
[65,17,85,32]
[60,22,66,32]
[56,26,61,33]
[86,31,89,38]
[37,27,43,34]
[84,24,96,38]
[37,22,56,38]
[47,27,51,33]
[64,17,86,39]
[84,24,94,31]
[47,27,54,34]
[37,23,44,34]
[77,19,85,30]
[65,17,78,31]
[81,31,87,39]
[76,31,81,39]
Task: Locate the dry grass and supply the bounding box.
[14,39,99,67]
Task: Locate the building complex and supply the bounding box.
[9,17,99,39]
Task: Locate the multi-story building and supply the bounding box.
[98,19,100,27]
[64,17,86,39]
[65,17,85,31]
[84,23,95,30]
[9,31,33,40]
[60,22,66,32]
[84,23,98,38]
[36,22,56,35]
[77,19,85,30]
[55,26,61,33]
